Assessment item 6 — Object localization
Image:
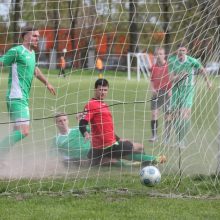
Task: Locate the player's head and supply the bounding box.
[21,26,40,49]
[154,47,166,64]
[55,112,69,134]
[94,78,109,100]
[177,46,187,60]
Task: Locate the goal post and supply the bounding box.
[127,52,152,81]
[217,86,220,175]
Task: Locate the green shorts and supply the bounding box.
[7,99,30,125]
[171,86,195,110]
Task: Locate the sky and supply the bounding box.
[0,0,11,21]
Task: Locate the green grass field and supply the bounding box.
[0,69,219,219]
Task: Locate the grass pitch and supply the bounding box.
[0,69,219,219]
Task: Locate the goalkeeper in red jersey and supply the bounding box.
[79,78,166,166]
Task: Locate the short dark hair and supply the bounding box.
[177,43,188,49]
[21,26,38,39]
[95,78,109,88]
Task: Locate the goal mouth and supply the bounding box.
[0,0,219,198]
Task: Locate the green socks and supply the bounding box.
[126,153,156,162]
[174,118,190,143]
[165,120,172,141]
[112,159,128,167]
[0,130,25,155]
[111,155,157,167]
[178,119,190,143]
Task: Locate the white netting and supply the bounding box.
[0,0,219,196]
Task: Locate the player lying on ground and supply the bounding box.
[52,112,91,166]
[53,112,166,167]
[0,26,56,158]
[79,78,166,166]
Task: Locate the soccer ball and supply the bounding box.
[140,166,161,186]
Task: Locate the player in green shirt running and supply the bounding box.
[0,26,56,157]
[168,46,211,148]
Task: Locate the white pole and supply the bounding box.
[127,53,131,80]
[217,87,220,175]
[137,53,140,81]
[139,53,148,80]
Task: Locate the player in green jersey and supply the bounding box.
[168,46,211,148]
[54,112,166,167]
[0,26,56,157]
[53,113,91,166]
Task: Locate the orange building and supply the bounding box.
[0,27,165,69]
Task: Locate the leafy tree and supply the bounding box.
[129,0,138,53]
[12,0,22,45]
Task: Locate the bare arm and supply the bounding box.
[149,69,157,95]
[34,67,56,95]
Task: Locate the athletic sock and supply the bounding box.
[111,159,128,167]
[178,119,190,143]
[151,120,158,137]
[164,120,172,141]
[173,117,181,140]
[0,130,25,155]
[126,153,156,162]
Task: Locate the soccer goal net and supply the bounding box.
[0,0,219,197]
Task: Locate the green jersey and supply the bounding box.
[54,127,90,160]
[0,45,36,103]
[168,55,202,109]
[168,55,202,88]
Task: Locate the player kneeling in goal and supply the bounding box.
[79,78,166,166]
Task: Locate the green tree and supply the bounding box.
[129,0,138,53]
[68,0,81,65]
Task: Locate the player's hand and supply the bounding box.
[181,72,188,79]
[168,90,172,97]
[76,113,83,121]
[84,131,91,142]
[151,87,157,96]
[207,81,212,89]
[152,89,157,96]
[46,83,56,95]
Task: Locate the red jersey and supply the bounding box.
[150,62,172,91]
[83,98,116,149]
